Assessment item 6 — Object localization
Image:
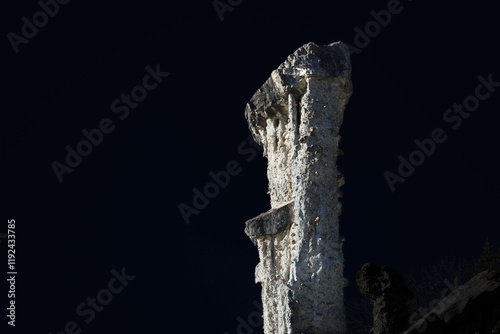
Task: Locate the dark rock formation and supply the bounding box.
[355,263,414,334]
[244,200,294,244]
[403,270,500,334]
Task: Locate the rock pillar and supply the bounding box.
[244,42,353,334]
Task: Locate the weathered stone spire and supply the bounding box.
[244,42,353,334]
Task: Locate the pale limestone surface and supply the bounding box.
[244,42,352,334]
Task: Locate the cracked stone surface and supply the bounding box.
[244,41,352,334]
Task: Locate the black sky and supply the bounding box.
[2,0,500,333]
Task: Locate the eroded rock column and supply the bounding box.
[244,42,352,334]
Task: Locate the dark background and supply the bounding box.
[2,0,499,333]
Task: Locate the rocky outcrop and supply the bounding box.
[355,263,414,334]
[356,263,500,334]
[245,200,294,244]
[403,270,500,334]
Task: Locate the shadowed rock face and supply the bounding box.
[244,41,352,334]
[356,263,414,334]
[245,201,294,242]
[357,264,500,334]
[403,270,500,334]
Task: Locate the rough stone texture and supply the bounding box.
[355,263,414,334]
[403,270,500,334]
[245,200,294,243]
[244,42,352,334]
